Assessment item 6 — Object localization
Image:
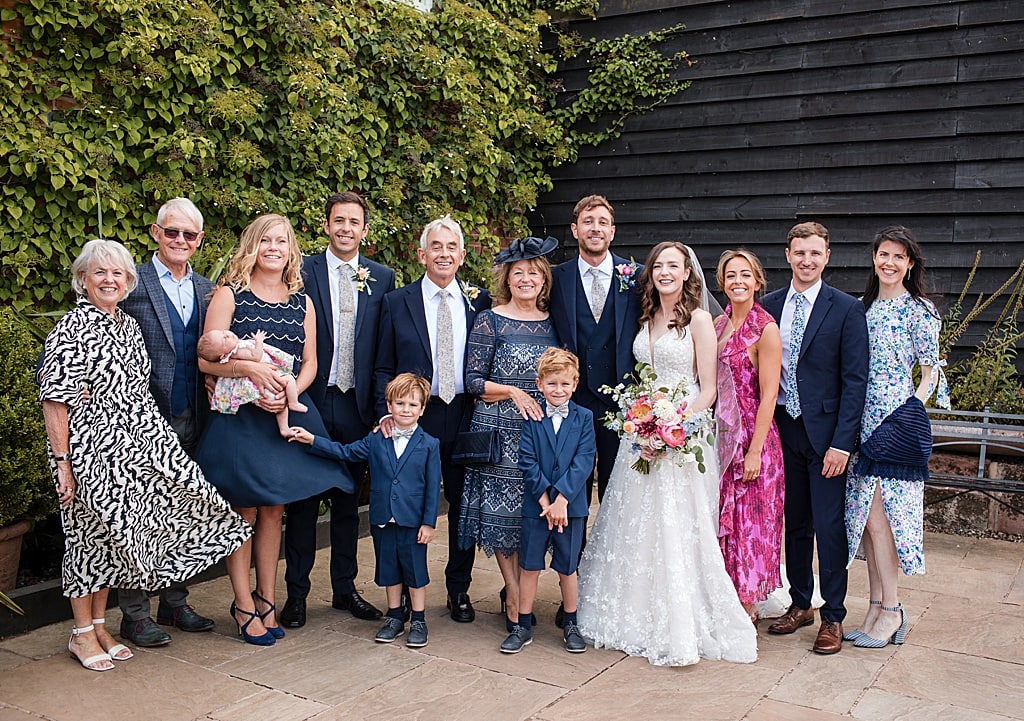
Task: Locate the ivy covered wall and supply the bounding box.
[0,0,687,309]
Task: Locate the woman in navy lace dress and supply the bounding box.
[197,214,351,645]
[458,237,558,631]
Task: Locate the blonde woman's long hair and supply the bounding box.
[220,214,304,296]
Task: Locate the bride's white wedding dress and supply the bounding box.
[577,323,758,666]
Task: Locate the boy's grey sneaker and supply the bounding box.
[405,620,428,648]
[500,624,533,654]
[563,620,586,653]
[374,616,405,643]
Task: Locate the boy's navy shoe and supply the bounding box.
[405,620,428,648]
[374,617,405,643]
[500,624,533,654]
[563,620,586,653]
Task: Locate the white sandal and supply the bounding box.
[68,624,114,671]
[93,617,134,661]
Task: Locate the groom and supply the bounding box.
[761,221,869,654]
[549,195,642,505]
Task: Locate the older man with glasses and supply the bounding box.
[116,197,218,648]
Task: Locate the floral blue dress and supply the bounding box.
[845,293,948,575]
[457,310,557,557]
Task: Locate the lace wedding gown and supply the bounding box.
[577,323,758,666]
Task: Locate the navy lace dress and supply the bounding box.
[457,310,557,557]
[196,290,353,507]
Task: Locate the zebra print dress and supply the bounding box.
[39,298,252,598]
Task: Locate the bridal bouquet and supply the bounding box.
[601,363,715,474]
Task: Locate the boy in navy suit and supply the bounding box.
[289,374,441,648]
[501,348,596,654]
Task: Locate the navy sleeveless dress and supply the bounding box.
[196,290,353,507]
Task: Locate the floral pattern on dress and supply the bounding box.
[714,303,785,603]
[211,342,295,415]
[845,293,943,575]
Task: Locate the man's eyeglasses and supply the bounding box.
[157,224,200,242]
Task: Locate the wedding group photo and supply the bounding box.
[1,1,1022,721]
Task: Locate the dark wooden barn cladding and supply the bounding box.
[531,0,1024,359]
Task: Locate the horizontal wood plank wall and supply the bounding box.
[531,0,1023,357]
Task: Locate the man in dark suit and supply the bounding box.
[548,195,641,504]
[761,221,869,654]
[374,215,491,623]
[280,192,396,628]
[118,197,216,647]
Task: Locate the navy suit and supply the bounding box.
[518,403,596,520]
[285,252,396,601]
[761,281,869,622]
[374,277,491,596]
[117,257,213,620]
[309,428,441,588]
[549,255,641,501]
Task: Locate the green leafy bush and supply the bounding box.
[0,0,689,307]
[0,307,55,527]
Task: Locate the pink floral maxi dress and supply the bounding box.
[715,303,785,604]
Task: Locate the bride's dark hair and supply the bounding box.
[638,241,703,332]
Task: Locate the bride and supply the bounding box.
[577,241,757,666]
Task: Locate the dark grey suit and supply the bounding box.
[117,257,214,620]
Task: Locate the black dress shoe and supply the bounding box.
[280,597,307,628]
[156,602,215,632]
[447,593,475,623]
[333,591,382,620]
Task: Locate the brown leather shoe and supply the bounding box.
[812,620,844,654]
[767,604,814,635]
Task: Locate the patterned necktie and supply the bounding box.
[335,264,356,391]
[589,266,606,321]
[786,292,806,419]
[436,288,456,403]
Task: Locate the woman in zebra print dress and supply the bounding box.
[39,239,252,672]
[196,214,351,645]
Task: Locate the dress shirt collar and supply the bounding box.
[325,250,359,275]
[152,253,192,283]
[577,253,613,281]
[421,274,460,301]
[786,279,823,307]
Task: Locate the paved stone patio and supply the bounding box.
[1,521,1021,721]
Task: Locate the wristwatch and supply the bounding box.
[53,453,71,462]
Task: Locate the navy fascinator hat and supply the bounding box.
[493,236,558,265]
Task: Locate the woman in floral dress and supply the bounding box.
[714,249,785,624]
[844,226,949,648]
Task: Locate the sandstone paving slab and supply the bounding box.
[852,688,1022,721]
[216,630,426,706]
[0,622,68,660]
[0,652,261,721]
[909,594,1024,663]
[876,644,1024,718]
[900,564,1015,602]
[0,704,45,721]
[1007,571,1024,606]
[310,656,565,721]
[536,653,783,721]
[960,539,1024,574]
[0,649,31,672]
[208,688,329,721]
[137,620,270,670]
[920,532,974,561]
[744,698,849,720]
[767,647,886,714]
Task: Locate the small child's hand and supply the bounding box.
[547,494,569,532]
[288,426,314,444]
[252,330,267,343]
[417,525,434,544]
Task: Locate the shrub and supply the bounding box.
[0,307,56,527]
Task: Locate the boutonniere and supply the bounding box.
[615,260,641,292]
[459,279,480,311]
[354,265,376,295]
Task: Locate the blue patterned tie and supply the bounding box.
[786,293,806,419]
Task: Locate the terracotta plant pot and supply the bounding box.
[0,520,31,592]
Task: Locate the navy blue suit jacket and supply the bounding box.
[518,403,596,519]
[548,254,642,389]
[121,258,214,425]
[308,427,441,528]
[373,277,491,419]
[303,252,396,426]
[761,282,869,457]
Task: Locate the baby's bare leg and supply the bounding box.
[283,376,307,413]
[276,408,293,438]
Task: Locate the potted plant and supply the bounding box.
[0,307,57,595]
